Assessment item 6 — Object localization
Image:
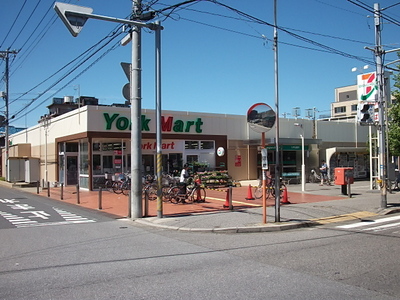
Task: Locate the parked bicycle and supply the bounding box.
[308,169,320,183]
[166,177,206,204]
[142,174,157,200]
[254,176,286,199]
[104,172,125,194]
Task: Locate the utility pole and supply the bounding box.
[273,0,281,222]
[0,49,18,182]
[374,3,387,208]
[130,0,143,219]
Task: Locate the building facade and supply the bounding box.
[2,102,373,190]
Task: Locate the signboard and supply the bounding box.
[261,148,268,170]
[247,103,276,133]
[357,72,377,101]
[235,155,241,167]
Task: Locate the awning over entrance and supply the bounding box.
[326,147,368,167]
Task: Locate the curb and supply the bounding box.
[133,218,316,233]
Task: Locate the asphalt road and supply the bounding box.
[0,185,399,299]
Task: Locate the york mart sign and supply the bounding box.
[103,113,204,133]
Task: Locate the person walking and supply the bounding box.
[179,164,190,203]
[319,160,330,185]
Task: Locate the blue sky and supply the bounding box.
[1,0,399,128]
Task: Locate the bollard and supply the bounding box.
[128,190,131,218]
[47,182,50,197]
[76,184,80,204]
[98,187,102,210]
[36,180,40,194]
[144,189,149,217]
[60,183,64,200]
[223,187,234,210]
[347,180,352,198]
[228,186,233,210]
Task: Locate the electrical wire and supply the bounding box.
[177,0,376,66]
[10,30,124,123]
[0,0,28,48]
[11,39,122,124]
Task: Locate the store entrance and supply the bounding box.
[66,155,78,185]
[142,153,183,176]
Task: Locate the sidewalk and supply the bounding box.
[2,180,400,233]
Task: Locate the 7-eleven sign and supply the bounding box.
[357,72,377,101]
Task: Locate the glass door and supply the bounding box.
[66,156,78,185]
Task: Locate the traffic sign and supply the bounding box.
[54,2,93,37]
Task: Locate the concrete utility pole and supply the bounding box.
[0,49,18,182]
[374,3,387,208]
[130,0,143,219]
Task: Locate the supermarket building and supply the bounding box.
[2,101,372,190]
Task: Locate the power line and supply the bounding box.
[11,38,122,124]
[0,0,28,48]
[7,0,43,50]
[10,30,123,123]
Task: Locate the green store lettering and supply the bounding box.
[104,113,203,133]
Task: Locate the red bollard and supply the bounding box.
[245,184,255,200]
[281,185,290,204]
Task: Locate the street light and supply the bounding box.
[54,2,163,218]
[294,123,305,192]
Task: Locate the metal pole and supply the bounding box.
[130,0,143,219]
[301,133,305,192]
[76,183,80,204]
[374,3,387,208]
[98,187,102,209]
[155,21,163,218]
[261,132,267,223]
[228,186,233,210]
[273,0,281,222]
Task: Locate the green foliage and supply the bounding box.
[388,53,400,156]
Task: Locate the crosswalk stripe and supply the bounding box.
[336,215,400,229]
[361,221,400,232]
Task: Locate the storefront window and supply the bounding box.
[102,142,126,151]
[93,142,101,151]
[185,141,199,149]
[200,141,214,149]
[103,155,113,172]
[93,154,101,175]
[66,142,78,152]
[79,141,89,175]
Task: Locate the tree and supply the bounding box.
[388,55,400,156]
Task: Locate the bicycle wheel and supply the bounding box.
[254,186,262,199]
[147,185,158,201]
[190,187,206,203]
[121,181,131,196]
[113,181,123,194]
[167,186,180,204]
[105,180,114,193]
[161,185,171,202]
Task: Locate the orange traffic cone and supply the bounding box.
[223,189,230,208]
[245,184,255,200]
[281,185,290,204]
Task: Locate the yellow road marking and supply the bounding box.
[311,211,378,224]
[206,196,262,207]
